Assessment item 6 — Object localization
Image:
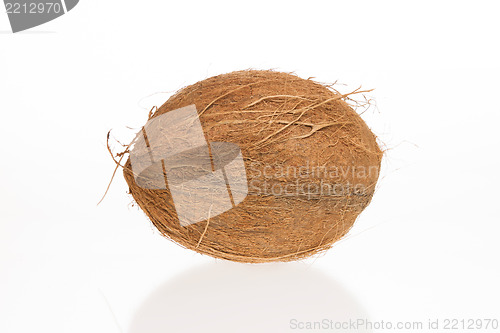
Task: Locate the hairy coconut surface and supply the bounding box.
[122,70,382,263]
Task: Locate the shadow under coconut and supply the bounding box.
[128,262,371,333]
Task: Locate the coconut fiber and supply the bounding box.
[120,70,382,263]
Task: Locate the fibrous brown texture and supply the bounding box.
[122,70,382,263]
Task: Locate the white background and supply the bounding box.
[1,1,499,332]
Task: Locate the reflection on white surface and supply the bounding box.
[128,262,370,333]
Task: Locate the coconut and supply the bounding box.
[121,70,382,263]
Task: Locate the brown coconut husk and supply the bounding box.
[118,70,382,263]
